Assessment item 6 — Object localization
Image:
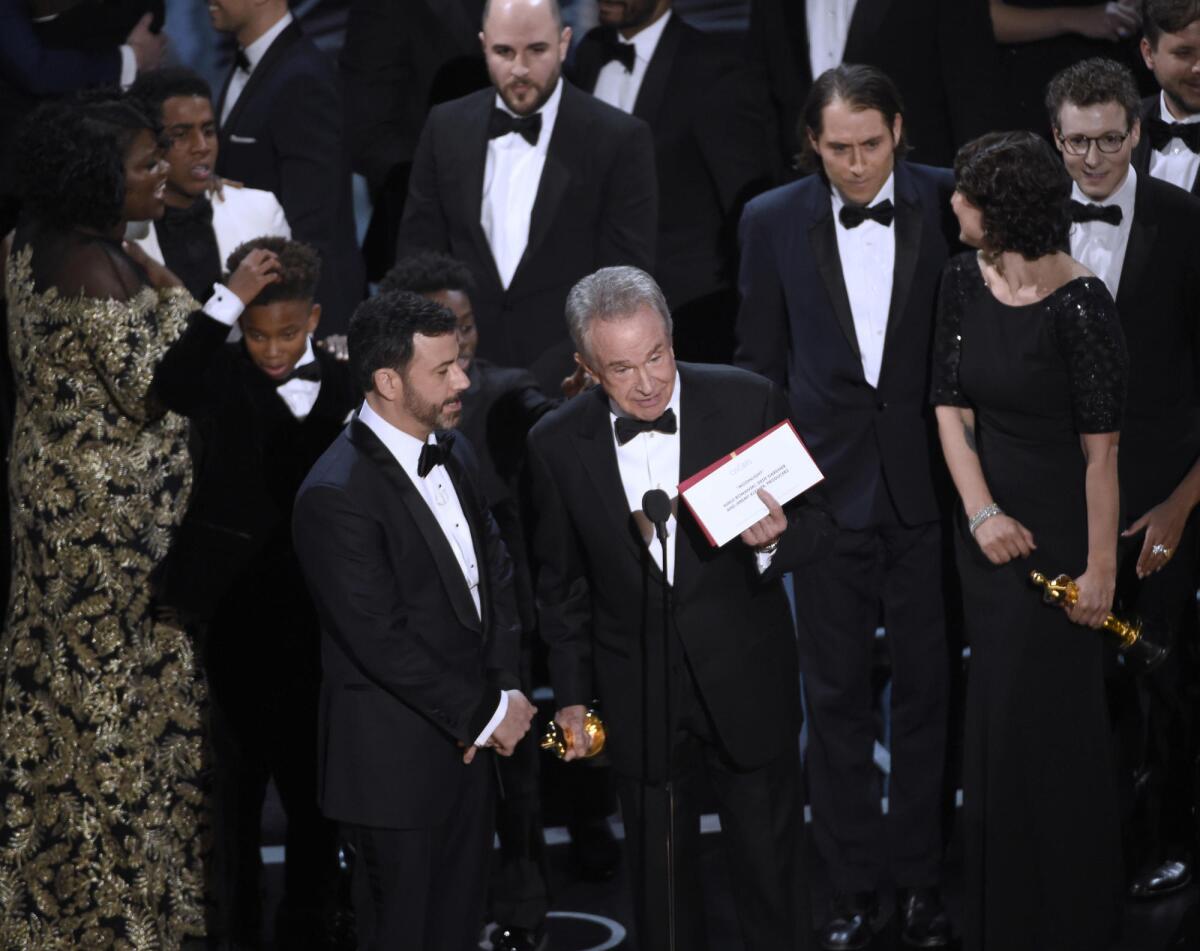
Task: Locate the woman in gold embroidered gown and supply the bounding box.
[0,96,278,949]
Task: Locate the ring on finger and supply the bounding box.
[1151,543,1173,558]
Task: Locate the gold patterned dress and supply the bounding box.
[0,233,208,949]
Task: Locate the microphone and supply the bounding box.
[642,488,672,543]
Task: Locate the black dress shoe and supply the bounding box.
[819,892,877,951]
[1130,857,1193,899]
[898,887,952,948]
[493,925,548,951]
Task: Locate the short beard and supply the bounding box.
[501,65,561,117]
[402,380,460,432]
[1165,84,1200,119]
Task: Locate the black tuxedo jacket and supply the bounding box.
[216,22,364,334]
[746,0,997,171]
[158,343,356,616]
[569,15,772,309]
[293,417,520,828]
[527,363,834,781]
[1107,173,1200,516]
[1132,95,1200,196]
[735,161,958,531]
[398,82,658,393]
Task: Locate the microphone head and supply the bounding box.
[642,488,672,526]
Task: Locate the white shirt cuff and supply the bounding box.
[119,45,137,87]
[473,689,512,747]
[755,547,776,574]
[202,283,245,326]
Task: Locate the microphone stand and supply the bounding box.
[642,488,676,951]
[656,526,676,951]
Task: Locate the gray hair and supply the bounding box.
[565,266,673,359]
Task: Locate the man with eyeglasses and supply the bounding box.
[1047,56,1200,906]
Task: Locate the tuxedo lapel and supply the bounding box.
[879,166,923,387]
[221,22,303,137]
[511,84,579,287]
[216,65,235,126]
[808,194,861,360]
[462,93,505,289]
[843,0,895,63]
[673,365,721,598]
[780,0,812,87]
[444,447,492,634]
[305,351,351,425]
[349,417,482,632]
[632,15,681,124]
[570,388,660,575]
[1115,178,1157,315]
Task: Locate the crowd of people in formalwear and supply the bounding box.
[5,0,1200,950]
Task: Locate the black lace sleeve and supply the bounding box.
[929,253,973,408]
[1049,277,1128,434]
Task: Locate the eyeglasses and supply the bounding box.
[1057,131,1131,155]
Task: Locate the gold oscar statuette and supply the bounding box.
[1028,571,1167,672]
[540,709,607,760]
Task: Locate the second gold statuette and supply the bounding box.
[540,709,607,760]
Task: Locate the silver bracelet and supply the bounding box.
[968,503,1003,536]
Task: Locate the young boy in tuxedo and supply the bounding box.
[165,235,357,949]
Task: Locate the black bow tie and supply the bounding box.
[488,108,542,146]
[615,408,677,446]
[275,360,321,387]
[597,34,636,73]
[418,433,455,478]
[234,48,251,73]
[1146,115,1200,153]
[838,199,895,229]
[1070,200,1123,226]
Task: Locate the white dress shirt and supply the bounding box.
[481,78,563,289]
[610,374,776,582]
[807,0,858,79]
[220,11,294,124]
[1148,91,1200,193]
[202,282,246,326]
[274,338,321,420]
[832,173,895,388]
[357,401,509,745]
[592,10,673,114]
[1068,166,1136,300]
[611,373,683,584]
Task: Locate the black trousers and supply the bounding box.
[615,660,812,951]
[1111,517,1200,872]
[792,485,949,894]
[205,569,338,947]
[340,760,494,951]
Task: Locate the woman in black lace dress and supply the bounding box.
[931,131,1128,950]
